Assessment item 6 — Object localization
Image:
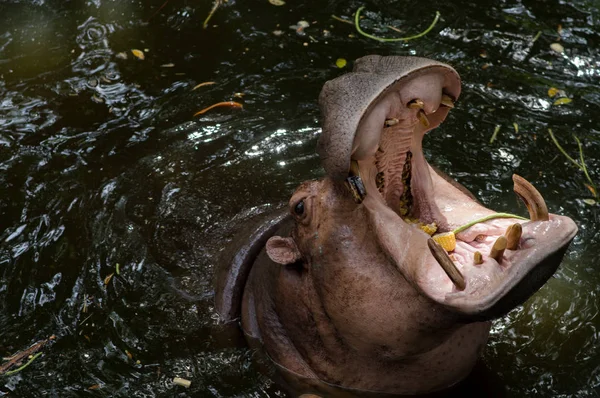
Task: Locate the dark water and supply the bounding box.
[0,0,599,396]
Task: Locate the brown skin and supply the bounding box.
[215,55,577,396]
[243,178,491,394]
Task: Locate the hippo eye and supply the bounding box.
[294,200,305,216]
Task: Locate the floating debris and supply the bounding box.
[203,0,222,29]
[192,81,216,90]
[354,6,440,42]
[104,272,114,286]
[131,49,145,60]
[336,58,347,68]
[331,15,353,25]
[269,0,285,5]
[160,63,175,68]
[193,101,243,117]
[116,52,128,60]
[490,125,501,144]
[548,129,597,198]
[0,335,56,376]
[550,42,564,53]
[173,377,192,388]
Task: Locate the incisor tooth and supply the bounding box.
[512,174,549,221]
[489,236,507,263]
[427,238,466,291]
[474,251,483,265]
[505,223,522,250]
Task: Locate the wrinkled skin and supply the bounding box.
[215,55,578,396]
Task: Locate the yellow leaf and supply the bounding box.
[583,199,596,206]
[269,0,285,5]
[336,58,347,68]
[513,122,519,133]
[553,97,572,106]
[585,184,597,197]
[131,49,145,60]
[547,87,559,97]
[104,273,114,286]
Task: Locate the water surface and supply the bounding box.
[1,0,599,396]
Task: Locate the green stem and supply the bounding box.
[3,353,42,376]
[452,213,528,235]
[332,15,354,25]
[574,135,597,197]
[548,129,582,170]
[354,7,440,42]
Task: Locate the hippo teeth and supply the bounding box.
[505,223,522,250]
[488,236,507,264]
[512,174,549,221]
[427,238,466,291]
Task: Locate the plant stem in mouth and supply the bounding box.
[451,213,528,236]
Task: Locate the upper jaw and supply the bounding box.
[317,55,577,320]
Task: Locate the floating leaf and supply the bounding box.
[548,87,559,97]
[553,97,572,106]
[583,199,596,206]
[513,122,519,134]
[336,58,347,68]
[125,350,133,360]
[269,0,285,5]
[550,43,564,53]
[104,273,114,286]
[88,385,100,390]
[160,63,175,68]
[131,49,145,60]
[585,184,597,197]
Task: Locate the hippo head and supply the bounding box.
[266,55,578,322]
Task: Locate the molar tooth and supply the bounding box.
[489,236,507,263]
[417,110,430,128]
[512,174,549,221]
[440,94,455,108]
[384,118,399,127]
[505,223,522,250]
[474,251,483,265]
[427,238,466,291]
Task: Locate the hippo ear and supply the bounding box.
[266,236,301,265]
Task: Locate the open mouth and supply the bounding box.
[337,62,578,318]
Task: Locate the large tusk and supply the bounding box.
[428,238,466,290]
[505,223,522,250]
[512,174,549,221]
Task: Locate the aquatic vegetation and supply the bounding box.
[354,6,440,42]
[548,129,597,199]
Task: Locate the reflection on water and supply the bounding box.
[0,0,599,396]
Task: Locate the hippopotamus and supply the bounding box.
[215,55,577,396]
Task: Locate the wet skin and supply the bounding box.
[215,55,577,396]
